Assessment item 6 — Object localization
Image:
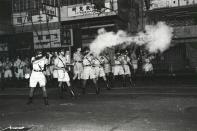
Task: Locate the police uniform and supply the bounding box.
[113,56,125,76]
[132,59,138,70]
[121,55,131,75]
[143,58,153,72]
[3,60,13,78]
[73,52,83,79]
[44,58,51,77]
[82,55,96,80]
[14,59,26,79]
[102,55,111,74]
[92,56,105,78]
[51,57,58,79]
[54,55,70,82]
[29,56,47,88]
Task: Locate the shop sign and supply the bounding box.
[173,25,197,38]
[33,29,61,49]
[42,4,57,17]
[149,0,197,10]
[68,4,97,17]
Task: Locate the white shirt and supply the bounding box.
[54,55,67,68]
[31,56,47,71]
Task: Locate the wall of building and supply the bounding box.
[0,0,12,35]
[60,0,118,21]
[144,0,197,72]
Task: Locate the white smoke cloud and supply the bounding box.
[90,22,173,54]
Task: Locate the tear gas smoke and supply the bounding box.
[90,22,173,54]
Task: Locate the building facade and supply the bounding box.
[10,0,143,53]
[144,0,197,73]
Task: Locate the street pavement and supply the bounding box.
[0,76,197,131]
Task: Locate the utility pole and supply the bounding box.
[57,0,62,47]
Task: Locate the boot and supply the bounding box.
[26,97,33,105]
[44,97,49,105]
[82,87,86,95]
[106,81,111,90]
[59,86,63,99]
[68,86,76,99]
[95,85,100,95]
[129,78,134,88]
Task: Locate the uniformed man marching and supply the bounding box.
[143,55,154,80]
[112,52,125,87]
[93,54,110,90]
[81,49,99,95]
[27,51,49,105]
[73,48,83,80]
[54,50,75,99]
[101,53,112,88]
[130,52,138,84]
[120,50,133,87]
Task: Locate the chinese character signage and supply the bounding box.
[149,0,197,10]
[42,4,57,17]
[67,4,96,17]
[33,29,61,49]
[174,25,197,38]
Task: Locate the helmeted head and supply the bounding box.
[84,48,90,56]
[59,49,65,56]
[145,58,150,63]
[36,51,42,57]
[77,48,81,52]
[97,28,106,35]
[115,52,120,57]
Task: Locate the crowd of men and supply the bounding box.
[0,47,155,105]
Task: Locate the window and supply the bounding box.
[38,35,43,40]
[27,16,32,22]
[46,34,51,39]
[54,34,58,38]
[17,17,22,23]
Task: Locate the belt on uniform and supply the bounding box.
[76,61,82,63]
[33,69,42,72]
[84,65,91,67]
[92,65,100,67]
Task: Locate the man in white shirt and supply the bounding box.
[54,50,75,99]
[27,51,49,105]
[81,49,99,95]
[73,48,83,80]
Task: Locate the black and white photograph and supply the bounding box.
[0,0,197,130]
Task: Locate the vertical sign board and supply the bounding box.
[62,29,73,47]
